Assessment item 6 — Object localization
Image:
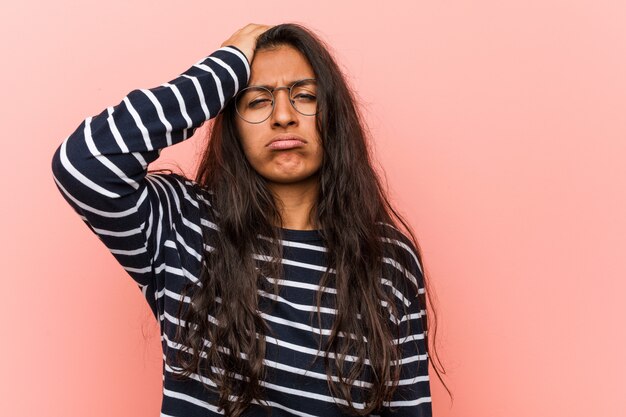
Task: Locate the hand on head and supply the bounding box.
[221,23,273,64]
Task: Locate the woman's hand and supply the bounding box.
[221,23,273,65]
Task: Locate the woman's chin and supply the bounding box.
[262,169,320,186]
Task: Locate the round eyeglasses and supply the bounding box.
[235,78,320,124]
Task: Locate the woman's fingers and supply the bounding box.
[221,23,273,64]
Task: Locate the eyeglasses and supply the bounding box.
[234,78,320,124]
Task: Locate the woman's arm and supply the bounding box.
[50,44,250,288]
[382,292,433,416]
[380,233,433,417]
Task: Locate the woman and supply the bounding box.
[51,23,443,417]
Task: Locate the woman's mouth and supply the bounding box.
[267,139,306,150]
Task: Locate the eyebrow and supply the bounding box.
[247,78,315,90]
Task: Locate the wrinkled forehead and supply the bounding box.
[248,45,315,87]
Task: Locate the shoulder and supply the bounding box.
[377,222,422,270]
[377,221,419,252]
[376,221,425,295]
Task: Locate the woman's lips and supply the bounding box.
[267,139,306,150]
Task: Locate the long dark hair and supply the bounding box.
[169,23,448,416]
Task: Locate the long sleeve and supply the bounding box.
[50,45,250,294]
[380,230,433,417]
[382,294,432,416]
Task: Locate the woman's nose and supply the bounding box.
[271,88,298,126]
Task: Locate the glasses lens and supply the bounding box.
[290,79,318,116]
[236,87,273,123]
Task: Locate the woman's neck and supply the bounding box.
[268,176,319,230]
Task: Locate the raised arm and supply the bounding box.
[50,40,253,289]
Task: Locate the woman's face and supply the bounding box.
[234,45,323,186]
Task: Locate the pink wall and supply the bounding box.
[1,0,624,415]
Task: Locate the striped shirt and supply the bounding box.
[51,45,432,416]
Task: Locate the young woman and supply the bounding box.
[51,23,443,417]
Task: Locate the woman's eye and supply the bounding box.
[293,93,316,102]
[249,99,272,108]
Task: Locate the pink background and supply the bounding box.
[1,0,625,416]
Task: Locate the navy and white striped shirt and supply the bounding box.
[51,45,432,416]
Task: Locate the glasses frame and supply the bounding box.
[234,78,321,124]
